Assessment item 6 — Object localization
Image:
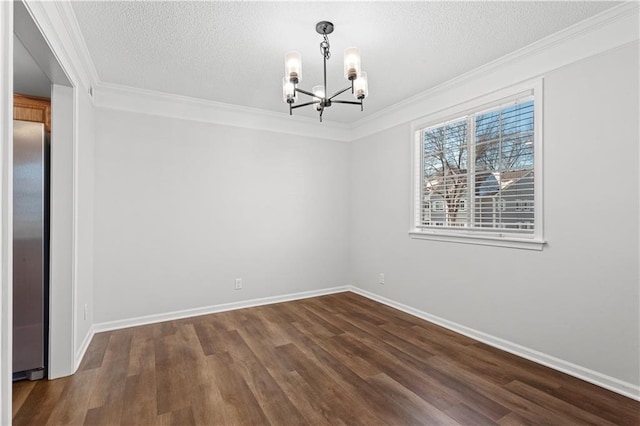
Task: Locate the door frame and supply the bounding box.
[1,1,80,421]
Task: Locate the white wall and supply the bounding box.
[348,41,639,390]
[93,110,349,323]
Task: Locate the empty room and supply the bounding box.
[1,0,639,424]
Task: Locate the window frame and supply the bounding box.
[409,78,545,250]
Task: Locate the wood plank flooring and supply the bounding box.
[13,292,640,425]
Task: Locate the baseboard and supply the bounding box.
[84,284,639,401]
[92,286,350,334]
[348,286,640,401]
[76,287,349,374]
[74,325,96,372]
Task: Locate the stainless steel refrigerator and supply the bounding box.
[13,119,47,380]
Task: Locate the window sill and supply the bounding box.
[409,230,546,251]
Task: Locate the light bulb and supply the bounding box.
[284,51,302,84]
[282,77,297,103]
[344,47,361,81]
[353,72,368,100]
[313,85,325,111]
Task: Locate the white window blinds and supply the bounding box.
[416,95,536,236]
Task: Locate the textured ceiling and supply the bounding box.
[70,1,618,124]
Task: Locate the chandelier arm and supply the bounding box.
[331,100,363,105]
[291,100,321,109]
[294,88,317,98]
[328,86,353,101]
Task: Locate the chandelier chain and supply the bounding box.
[320,33,330,60]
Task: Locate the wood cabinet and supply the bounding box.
[13,93,51,133]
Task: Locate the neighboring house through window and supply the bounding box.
[410,79,544,250]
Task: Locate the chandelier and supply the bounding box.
[282,21,369,122]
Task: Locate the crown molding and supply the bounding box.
[53,1,100,91]
[25,0,351,139]
[350,1,640,141]
[94,82,353,142]
[34,0,638,142]
[34,1,353,140]
[91,1,639,142]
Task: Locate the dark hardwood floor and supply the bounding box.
[13,291,640,425]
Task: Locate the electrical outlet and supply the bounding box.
[83,303,88,320]
[379,273,385,285]
[235,278,242,290]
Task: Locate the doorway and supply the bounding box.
[2,0,84,420]
[13,1,75,390]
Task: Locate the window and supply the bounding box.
[411,81,544,250]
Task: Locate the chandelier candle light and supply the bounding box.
[283,21,369,122]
